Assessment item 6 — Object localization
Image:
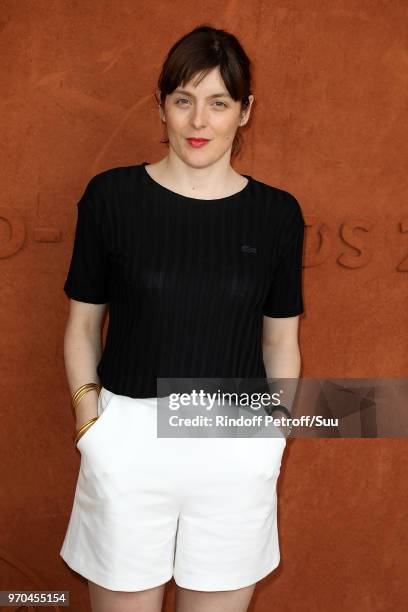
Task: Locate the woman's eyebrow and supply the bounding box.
[173,89,231,99]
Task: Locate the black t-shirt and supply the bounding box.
[63,162,305,398]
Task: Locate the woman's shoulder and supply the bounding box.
[86,164,142,191]
[75,165,143,224]
[250,175,304,225]
[80,165,146,216]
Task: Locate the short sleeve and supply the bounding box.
[262,193,305,318]
[63,176,110,304]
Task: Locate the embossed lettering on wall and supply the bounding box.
[303,216,408,271]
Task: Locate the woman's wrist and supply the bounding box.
[75,417,99,444]
[75,410,98,431]
[75,392,99,429]
[269,407,293,438]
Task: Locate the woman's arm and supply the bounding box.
[64,299,108,431]
[262,314,302,435]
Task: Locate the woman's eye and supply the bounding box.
[175,99,227,108]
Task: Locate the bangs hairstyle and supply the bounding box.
[155,24,253,158]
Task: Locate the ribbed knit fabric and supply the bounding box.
[63,162,305,398]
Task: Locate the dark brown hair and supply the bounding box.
[155,24,253,158]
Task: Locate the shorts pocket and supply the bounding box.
[237,436,286,480]
[76,387,115,452]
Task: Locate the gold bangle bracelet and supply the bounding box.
[72,383,101,412]
[76,415,99,434]
[74,416,99,446]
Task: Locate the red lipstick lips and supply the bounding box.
[186,138,210,148]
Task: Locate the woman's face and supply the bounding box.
[159,66,254,168]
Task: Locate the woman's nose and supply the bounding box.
[190,106,207,128]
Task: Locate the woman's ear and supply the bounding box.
[239,94,254,127]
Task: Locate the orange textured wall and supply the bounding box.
[0,1,407,610]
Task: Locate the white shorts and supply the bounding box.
[60,386,287,592]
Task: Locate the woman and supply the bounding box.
[60,25,305,612]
